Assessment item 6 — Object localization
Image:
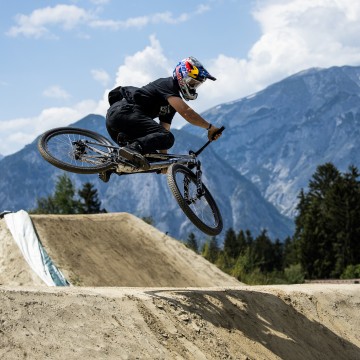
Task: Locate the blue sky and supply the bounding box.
[1,0,360,156]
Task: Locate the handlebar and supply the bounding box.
[211,125,225,141]
[192,125,225,157]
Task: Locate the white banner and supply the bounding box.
[4,210,69,286]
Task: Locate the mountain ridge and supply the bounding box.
[0,114,293,241]
[2,65,358,240]
[186,65,360,217]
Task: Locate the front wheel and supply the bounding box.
[167,164,223,236]
[38,127,115,174]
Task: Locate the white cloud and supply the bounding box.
[114,35,172,86]
[250,0,360,71]
[6,4,92,38]
[90,5,209,30]
[196,0,360,110]
[93,34,173,119]
[6,4,210,38]
[4,0,360,155]
[97,0,360,120]
[91,0,360,123]
[0,35,169,156]
[89,17,147,30]
[43,85,71,99]
[0,100,99,155]
[91,69,111,87]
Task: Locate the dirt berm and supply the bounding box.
[0,213,359,359]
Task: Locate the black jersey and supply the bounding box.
[132,77,181,124]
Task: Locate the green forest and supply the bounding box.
[31,173,106,215]
[186,163,360,284]
[32,163,360,285]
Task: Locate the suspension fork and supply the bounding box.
[183,161,204,204]
[195,161,205,197]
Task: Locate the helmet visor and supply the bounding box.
[185,76,205,89]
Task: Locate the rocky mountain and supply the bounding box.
[186,65,360,217]
[0,114,293,242]
[4,65,358,241]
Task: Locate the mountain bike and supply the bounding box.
[37,126,225,235]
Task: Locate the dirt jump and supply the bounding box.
[0,212,359,359]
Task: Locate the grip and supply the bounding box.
[211,125,225,140]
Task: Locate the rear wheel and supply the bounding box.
[38,127,115,174]
[167,164,223,235]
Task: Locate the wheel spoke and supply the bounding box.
[38,127,115,174]
[46,133,110,168]
[175,169,219,229]
[167,163,222,235]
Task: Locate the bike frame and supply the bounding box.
[38,125,225,235]
[82,125,225,176]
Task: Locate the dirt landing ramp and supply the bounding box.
[0,284,359,359]
[1,213,240,287]
[0,219,44,286]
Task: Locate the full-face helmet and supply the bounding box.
[173,56,216,101]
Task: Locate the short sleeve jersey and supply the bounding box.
[132,77,181,124]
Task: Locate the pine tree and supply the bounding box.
[232,246,254,280]
[31,173,80,214]
[53,174,80,214]
[294,163,360,279]
[78,182,104,214]
[186,232,199,253]
[272,239,284,272]
[327,165,360,276]
[252,230,275,273]
[223,227,239,259]
[202,237,220,263]
[283,236,298,268]
[245,229,254,247]
[237,230,248,255]
[31,195,57,214]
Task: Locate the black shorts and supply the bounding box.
[106,100,174,153]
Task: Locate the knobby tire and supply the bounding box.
[167,163,223,236]
[38,127,114,174]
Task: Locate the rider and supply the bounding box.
[102,56,222,182]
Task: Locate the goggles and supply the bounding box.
[184,76,206,89]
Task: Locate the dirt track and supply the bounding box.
[0,213,360,359]
[0,213,240,287]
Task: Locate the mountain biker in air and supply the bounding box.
[102,56,222,182]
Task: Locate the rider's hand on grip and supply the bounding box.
[208,125,224,141]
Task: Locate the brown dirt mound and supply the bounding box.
[0,285,359,359]
[28,213,240,287]
[0,220,44,286]
[0,213,240,287]
[1,213,359,359]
